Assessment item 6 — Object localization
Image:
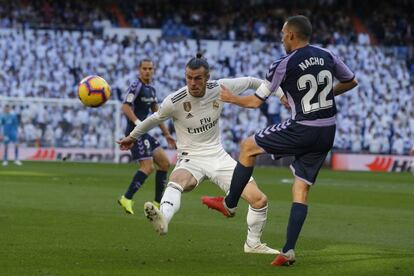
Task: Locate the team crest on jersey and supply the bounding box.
[213,100,219,109]
[183,102,192,112]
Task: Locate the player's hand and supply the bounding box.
[116,136,136,150]
[280,95,290,109]
[219,85,236,103]
[410,148,414,156]
[164,134,177,149]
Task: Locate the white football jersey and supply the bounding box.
[129,77,262,155]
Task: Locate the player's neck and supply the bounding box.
[139,77,151,85]
[189,91,206,98]
[291,41,309,52]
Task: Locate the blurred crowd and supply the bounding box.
[0,102,116,149]
[0,29,413,155]
[0,0,412,46]
[1,0,412,77]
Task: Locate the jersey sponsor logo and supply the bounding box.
[183,102,192,112]
[140,97,156,103]
[171,89,187,103]
[213,100,219,109]
[187,117,218,134]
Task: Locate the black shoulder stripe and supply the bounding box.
[171,89,187,103]
[172,93,187,103]
[171,89,187,100]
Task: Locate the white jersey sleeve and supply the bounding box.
[255,82,284,100]
[218,77,263,95]
[129,95,174,139]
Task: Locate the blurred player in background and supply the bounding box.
[203,15,358,266]
[1,105,22,166]
[117,54,282,254]
[118,59,176,214]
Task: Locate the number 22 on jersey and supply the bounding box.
[298,70,333,114]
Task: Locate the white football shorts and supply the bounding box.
[172,148,254,193]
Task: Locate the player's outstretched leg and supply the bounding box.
[144,201,168,235]
[271,249,296,266]
[144,182,183,235]
[201,196,236,217]
[242,182,279,254]
[244,205,279,254]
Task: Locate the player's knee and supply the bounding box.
[244,187,267,209]
[140,164,154,175]
[169,173,196,192]
[166,181,184,192]
[158,159,170,171]
[250,193,267,209]
[240,138,256,157]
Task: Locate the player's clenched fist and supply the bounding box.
[116,136,136,150]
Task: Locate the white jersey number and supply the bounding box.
[298,70,333,114]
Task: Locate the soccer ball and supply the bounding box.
[78,75,111,107]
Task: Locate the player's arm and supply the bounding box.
[331,51,358,96]
[117,97,174,150]
[122,104,141,125]
[218,77,263,95]
[122,81,142,125]
[333,78,358,96]
[129,99,173,139]
[150,103,172,136]
[220,81,285,109]
[219,59,289,108]
[219,85,264,108]
[151,103,176,149]
[218,77,269,108]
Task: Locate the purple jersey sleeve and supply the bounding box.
[123,80,142,105]
[265,53,296,95]
[331,53,355,82]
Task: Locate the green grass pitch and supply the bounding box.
[1,161,413,275]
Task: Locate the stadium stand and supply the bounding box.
[0,0,412,154]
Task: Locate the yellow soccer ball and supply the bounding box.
[78,75,111,107]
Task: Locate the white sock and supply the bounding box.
[246,204,268,246]
[160,182,183,224]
